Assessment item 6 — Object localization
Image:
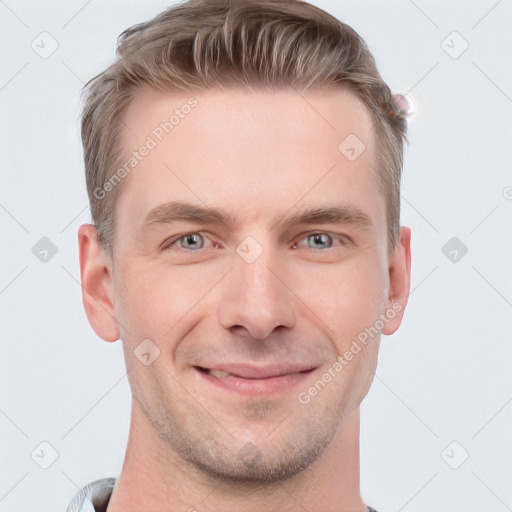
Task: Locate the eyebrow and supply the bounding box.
[142,200,374,232]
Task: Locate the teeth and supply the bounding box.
[208,369,231,378]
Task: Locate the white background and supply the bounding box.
[0,1,511,511]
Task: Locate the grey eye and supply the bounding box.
[307,233,332,249]
[179,233,205,249]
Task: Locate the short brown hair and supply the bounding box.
[80,0,407,255]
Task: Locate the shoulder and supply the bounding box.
[66,477,116,512]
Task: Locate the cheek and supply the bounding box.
[114,246,388,348]
[113,261,218,343]
[294,255,388,343]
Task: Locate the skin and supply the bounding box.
[78,85,411,512]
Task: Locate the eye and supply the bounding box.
[292,232,348,250]
[161,231,348,253]
[161,232,216,251]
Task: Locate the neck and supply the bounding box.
[107,400,367,512]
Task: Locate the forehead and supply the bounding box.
[114,84,384,238]
[120,84,374,152]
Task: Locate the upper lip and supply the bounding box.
[195,363,318,379]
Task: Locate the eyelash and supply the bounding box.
[160,231,350,252]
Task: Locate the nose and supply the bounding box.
[217,241,296,340]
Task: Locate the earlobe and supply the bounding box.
[77,224,120,343]
[382,226,412,335]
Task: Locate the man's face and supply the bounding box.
[107,85,404,481]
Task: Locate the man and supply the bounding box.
[68,0,411,510]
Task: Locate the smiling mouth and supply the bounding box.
[194,366,316,379]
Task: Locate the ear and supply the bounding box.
[77,223,119,342]
[382,226,412,335]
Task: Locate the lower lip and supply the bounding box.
[195,367,316,397]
